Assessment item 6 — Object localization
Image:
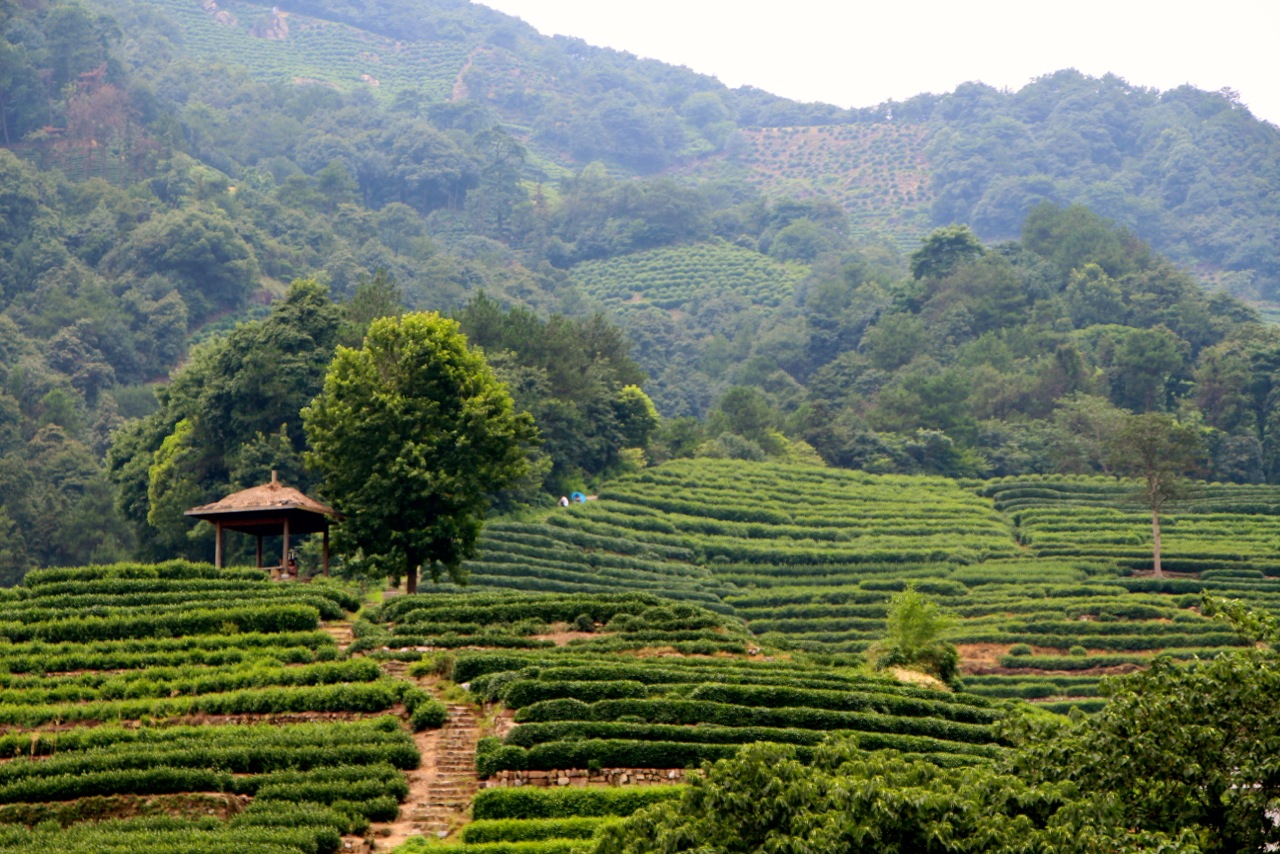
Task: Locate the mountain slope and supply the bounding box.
[100,0,1280,295]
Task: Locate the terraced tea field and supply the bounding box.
[567,240,808,310]
[986,476,1280,574]
[367,593,1005,769]
[140,0,469,99]
[362,590,1011,852]
[0,561,444,853]
[10,462,1280,851]
[680,123,937,246]
[435,460,1280,713]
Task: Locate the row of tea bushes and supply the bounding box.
[0,632,339,672]
[567,240,807,310]
[0,562,428,849]
[0,817,344,854]
[395,785,684,853]
[437,521,732,606]
[143,0,471,99]
[411,461,1013,628]
[357,592,754,657]
[453,649,1006,776]
[389,464,1280,714]
[0,563,408,724]
[981,476,1280,577]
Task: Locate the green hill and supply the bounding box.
[95,0,1280,295]
[682,122,936,246]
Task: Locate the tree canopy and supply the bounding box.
[107,279,345,562]
[1104,412,1205,576]
[302,311,538,591]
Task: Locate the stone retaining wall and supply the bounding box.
[481,768,688,788]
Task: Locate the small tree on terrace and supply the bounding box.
[303,312,538,593]
[870,585,959,686]
[1105,411,1204,577]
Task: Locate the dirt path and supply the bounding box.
[367,701,480,851]
[451,46,488,101]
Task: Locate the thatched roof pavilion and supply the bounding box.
[185,471,338,576]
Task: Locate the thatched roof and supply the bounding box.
[185,471,337,523]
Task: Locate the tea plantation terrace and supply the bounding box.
[0,560,447,854]
[422,460,1280,709]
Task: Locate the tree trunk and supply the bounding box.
[405,554,418,594]
[1151,509,1163,578]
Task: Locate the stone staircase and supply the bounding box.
[320,619,354,652]
[402,703,481,838]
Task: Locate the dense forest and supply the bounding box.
[2,0,1280,576]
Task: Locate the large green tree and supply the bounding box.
[1009,595,1280,853]
[591,739,1198,854]
[302,312,537,592]
[908,224,984,282]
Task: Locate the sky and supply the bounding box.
[478,0,1280,127]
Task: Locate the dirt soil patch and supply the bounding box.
[956,643,1012,671]
[888,667,948,690]
[529,630,608,646]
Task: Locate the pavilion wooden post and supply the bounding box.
[214,521,223,569]
[322,528,330,576]
[282,517,291,574]
[255,535,263,568]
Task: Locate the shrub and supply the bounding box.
[461,816,619,843]
[410,702,448,731]
[471,786,683,820]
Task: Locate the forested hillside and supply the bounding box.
[2,0,1280,574]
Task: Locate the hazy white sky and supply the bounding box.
[479,0,1280,127]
